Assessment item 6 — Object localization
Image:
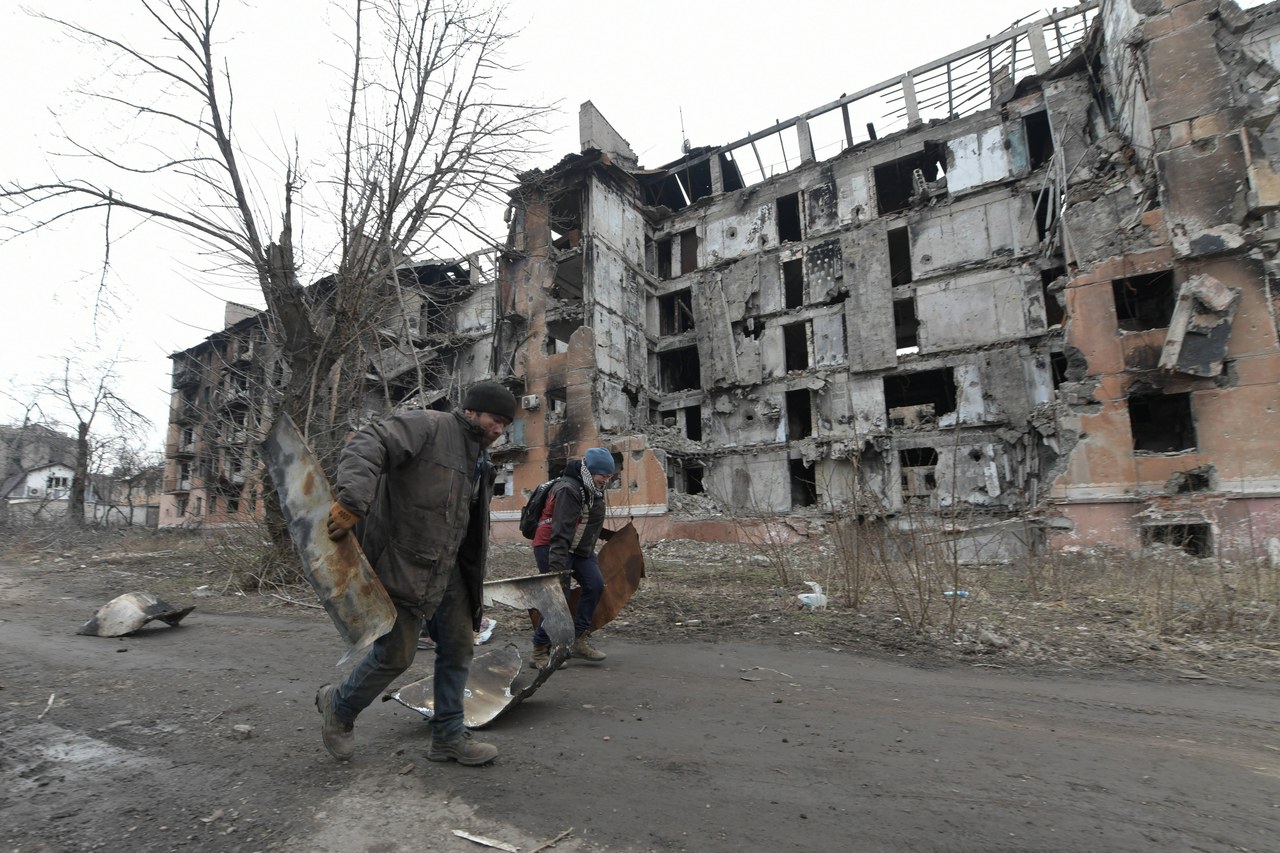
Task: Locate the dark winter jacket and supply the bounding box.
[333,409,494,629]
[532,459,607,572]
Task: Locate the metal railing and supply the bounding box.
[671,3,1098,187]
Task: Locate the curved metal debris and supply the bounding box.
[77,592,194,638]
[259,412,396,666]
[389,527,647,728]
[581,522,646,631]
[387,572,575,729]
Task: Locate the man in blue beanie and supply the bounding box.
[528,447,617,668]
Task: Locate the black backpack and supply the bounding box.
[518,479,557,539]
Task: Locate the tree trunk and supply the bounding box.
[70,420,90,526]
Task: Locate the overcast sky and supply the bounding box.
[1,0,1265,449]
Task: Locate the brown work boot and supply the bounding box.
[570,632,606,661]
[315,684,354,761]
[529,643,551,670]
[427,730,498,766]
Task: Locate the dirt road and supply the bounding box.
[1,557,1277,853]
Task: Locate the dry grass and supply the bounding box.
[4,521,1277,681]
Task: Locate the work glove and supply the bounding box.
[327,502,361,541]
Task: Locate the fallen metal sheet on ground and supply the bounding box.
[387,572,575,729]
[76,591,194,637]
[259,412,396,666]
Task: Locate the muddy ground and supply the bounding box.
[1,530,1277,852]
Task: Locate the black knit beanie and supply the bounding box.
[462,380,517,420]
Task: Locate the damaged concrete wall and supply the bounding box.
[1042,0,1280,560]
[481,1,1280,560]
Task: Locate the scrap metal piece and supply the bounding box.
[259,412,396,666]
[580,522,646,631]
[77,592,194,637]
[387,572,575,728]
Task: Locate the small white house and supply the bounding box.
[0,463,100,523]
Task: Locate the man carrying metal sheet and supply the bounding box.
[315,380,516,766]
[528,447,616,670]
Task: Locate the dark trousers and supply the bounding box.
[332,560,474,740]
[531,544,604,643]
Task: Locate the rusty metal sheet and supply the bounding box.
[259,413,396,666]
[584,522,646,631]
[386,572,575,729]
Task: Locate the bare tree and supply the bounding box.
[34,354,154,525]
[2,0,546,462]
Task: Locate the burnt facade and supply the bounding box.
[486,0,1280,561]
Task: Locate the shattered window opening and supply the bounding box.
[1041,268,1066,327]
[786,389,813,439]
[1172,467,1213,493]
[889,227,913,286]
[874,143,947,216]
[789,458,818,508]
[777,193,803,243]
[1033,190,1054,242]
[1112,271,1176,332]
[893,297,920,351]
[884,368,958,424]
[659,289,696,337]
[783,323,810,372]
[1023,111,1055,170]
[1128,391,1197,453]
[546,387,568,422]
[679,228,699,276]
[656,238,673,280]
[783,259,805,309]
[899,446,939,497]
[686,465,705,495]
[1049,350,1069,389]
[1142,523,1212,558]
[685,404,703,441]
[658,346,702,392]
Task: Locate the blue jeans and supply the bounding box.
[333,560,475,741]
[531,545,604,644]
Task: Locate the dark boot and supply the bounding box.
[427,730,498,766]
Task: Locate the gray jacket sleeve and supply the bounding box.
[333,414,424,514]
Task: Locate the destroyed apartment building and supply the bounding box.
[159,256,500,527]
[162,0,1280,562]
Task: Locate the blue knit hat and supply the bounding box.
[583,447,615,476]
